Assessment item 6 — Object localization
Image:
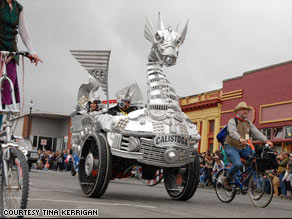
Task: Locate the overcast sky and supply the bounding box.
[16,0,292,114]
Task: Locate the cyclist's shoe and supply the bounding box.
[223,176,232,191]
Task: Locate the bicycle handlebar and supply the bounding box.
[0,51,35,61]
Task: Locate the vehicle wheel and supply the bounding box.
[0,148,29,216]
[163,150,200,200]
[214,169,236,203]
[248,171,273,208]
[78,133,112,198]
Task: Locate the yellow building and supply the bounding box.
[180,89,222,153]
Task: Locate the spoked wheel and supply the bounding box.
[214,169,236,203]
[163,150,200,200]
[248,171,273,208]
[78,133,112,198]
[141,169,163,186]
[0,148,29,216]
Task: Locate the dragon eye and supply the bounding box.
[155,32,163,43]
[176,37,182,45]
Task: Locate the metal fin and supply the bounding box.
[176,21,180,32]
[157,12,165,30]
[181,20,189,44]
[144,17,156,43]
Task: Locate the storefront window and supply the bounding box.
[284,126,292,139]
[272,127,283,139]
[261,128,271,140]
[209,120,215,133]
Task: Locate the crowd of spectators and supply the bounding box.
[269,152,292,199]
[34,149,73,172]
[199,150,225,187]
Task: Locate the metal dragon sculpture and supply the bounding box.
[70,13,201,201]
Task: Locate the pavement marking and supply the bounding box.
[30,188,77,194]
[28,198,156,209]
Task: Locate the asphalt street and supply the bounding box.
[26,170,291,218]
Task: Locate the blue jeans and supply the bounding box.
[279,173,287,195]
[224,144,255,179]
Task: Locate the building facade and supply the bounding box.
[180,60,292,153]
[220,60,292,154]
[180,89,221,153]
[12,112,71,152]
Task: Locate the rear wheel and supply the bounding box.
[163,150,200,200]
[78,133,112,198]
[214,169,236,203]
[248,171,273,208]
[0,148,29,216]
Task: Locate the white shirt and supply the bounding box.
[18,9,35,54]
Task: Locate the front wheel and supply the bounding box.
[163,150,200,201]
[78,133,112,198]
[248,171,273,208]
[0,148,29,216]
[214,169,236,203]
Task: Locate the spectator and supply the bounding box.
[212,156,224,185]
[205,153,213,187]
[63,150,67,170]
[277,152,289,198]
[65,149,73,171]
[56,151,63,171]
[288,155,292,193]
[283,153,291,199]
[43,158,50,171]
[199,162,207,187]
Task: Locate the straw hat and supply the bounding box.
[214,156,220,160]
[233,102,251,112]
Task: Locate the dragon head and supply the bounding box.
[144,13,188,67]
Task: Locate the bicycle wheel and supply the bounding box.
[215,169,236,203]
[0,148,29,216]
[248,171,273,208]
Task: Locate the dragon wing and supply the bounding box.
[71,50,111,106]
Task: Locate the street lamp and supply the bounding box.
[27,100,34,139]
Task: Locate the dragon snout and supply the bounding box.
[164,56,177,66]
[163,47,178,58]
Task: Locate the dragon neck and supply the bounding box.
[146,60,181,118]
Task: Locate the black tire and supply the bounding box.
[163,150,200,201]
[214,169,236,203]
[248,171,273,208]
[0,148,29,216]
[78,133,112,198]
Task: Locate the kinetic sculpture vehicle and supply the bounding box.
[70,13,201,200]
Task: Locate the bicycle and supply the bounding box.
[214,144,274,208]
[0,51,34,216]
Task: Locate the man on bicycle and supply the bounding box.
[223,102,273,191]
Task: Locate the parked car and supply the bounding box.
[17,139,38,171]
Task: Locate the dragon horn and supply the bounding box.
[157,12,165,30]
[180,19,189,43]
[176,21,180,32]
